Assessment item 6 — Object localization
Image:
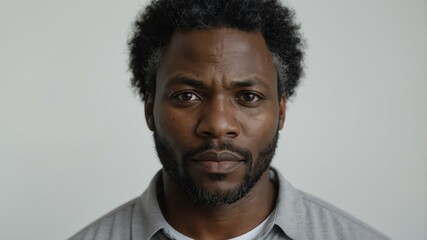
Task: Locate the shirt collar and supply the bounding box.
[133,168,304,240]
[132,170,167,240]
[269,167,304,239]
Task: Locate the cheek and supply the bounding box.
[239,108,279,150]
[154,104,196,147]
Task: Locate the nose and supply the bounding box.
[196,98,240,139]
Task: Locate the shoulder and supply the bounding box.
[271,168,390,240]
[68,198,139,240]
[297,190,390,240]
[68,171,165,240]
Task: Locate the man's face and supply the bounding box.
[145,28,286,205]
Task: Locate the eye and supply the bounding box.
[172,91,201,102]
[237,92,262,102]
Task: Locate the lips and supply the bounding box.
[191,151,244,173]
[193,151,243,162]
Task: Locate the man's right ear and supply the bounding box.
[144,94,155,131]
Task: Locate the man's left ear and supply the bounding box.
[278,95,286,130]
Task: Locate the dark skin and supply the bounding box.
[144,28,286,239]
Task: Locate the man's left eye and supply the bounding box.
[237,92,262,102]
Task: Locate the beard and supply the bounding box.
[154,131,279,206]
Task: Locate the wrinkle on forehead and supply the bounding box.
[156,28,277,89]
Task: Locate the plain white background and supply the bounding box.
[1,0,426,239]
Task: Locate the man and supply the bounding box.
[70,0,390,239]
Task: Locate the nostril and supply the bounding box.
[226,131,237,137]
[201,131,214,137]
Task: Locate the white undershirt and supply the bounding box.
[163,213,271,240]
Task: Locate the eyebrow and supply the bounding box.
[166,76,206,88]
[230,77,269,89]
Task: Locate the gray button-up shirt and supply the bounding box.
[69,168,390,240]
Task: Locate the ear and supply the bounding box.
[278,95,286,130]
[144,94,155,131]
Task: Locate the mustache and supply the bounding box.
[182,141,252,162]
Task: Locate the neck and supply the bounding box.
[159,169,277,239]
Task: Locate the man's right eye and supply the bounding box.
[172,92,201,102]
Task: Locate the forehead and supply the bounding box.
[156,28,277,84]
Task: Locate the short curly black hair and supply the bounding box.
[128,0,304,101]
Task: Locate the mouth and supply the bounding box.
[191,151,245,173]
[193,151,243,162]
